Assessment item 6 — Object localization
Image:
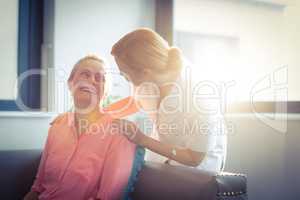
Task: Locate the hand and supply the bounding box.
[111,119,145,145]
[23,191,39,200]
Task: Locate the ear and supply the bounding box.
[102,90,107,101]
[143,68,154,79]
[68,80,73,92]
[144,68,151,74]
[143,68,162,84]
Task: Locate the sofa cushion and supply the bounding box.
[0,149,41,200]
[0,150,247,200]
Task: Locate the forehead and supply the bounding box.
[76,59,105,73]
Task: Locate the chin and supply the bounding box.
[74,94,101,112]
[133,79,145,87]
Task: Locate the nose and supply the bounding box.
[83,75,97,90]
[90,75,99,89]
[91,75,97,84]
[85,73,95,84]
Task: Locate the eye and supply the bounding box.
[80,71,90,79]
[95,73,105,82]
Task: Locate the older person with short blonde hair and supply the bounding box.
[24,55,136,200]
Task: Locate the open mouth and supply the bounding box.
[79,86,97,94]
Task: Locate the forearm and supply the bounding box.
[140,135,205,167]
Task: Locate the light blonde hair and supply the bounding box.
[111,28,182,75]
[68,54,110,94]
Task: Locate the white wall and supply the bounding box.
[54,0,155,68]
[284,1,300,102]
[0,0,18,100]
[49,0,155,112]
[0,114,54,150]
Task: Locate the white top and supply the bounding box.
[145,65,227,173]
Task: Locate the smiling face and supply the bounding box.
[68,59,106,112]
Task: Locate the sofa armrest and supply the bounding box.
[215,172,247,200]
[131,162,218,200]
[131,162,247,200]
[0,150,41,200]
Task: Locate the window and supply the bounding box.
[0,0,43,111]
[176,32,239,102]
[174,0,299,112]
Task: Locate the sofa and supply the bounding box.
[0,150,247,200]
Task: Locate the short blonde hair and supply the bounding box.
[68,54,110,94]
[111,28,182,75]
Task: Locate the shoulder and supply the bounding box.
[49,112,73,126]
[47,112,74,140]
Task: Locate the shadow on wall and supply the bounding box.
[225,114,300,200]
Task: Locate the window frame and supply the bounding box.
[0,0,43,111]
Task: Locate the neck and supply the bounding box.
[157,70,181,106]
[158,84,174,105]
[74,106,104,125]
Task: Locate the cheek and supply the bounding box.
[96,82,105,95]
[118,64,131,77]
[68,83,76,95]
[122,69,137,83]
[68,81,75,93]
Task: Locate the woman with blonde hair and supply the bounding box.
[110,28,227,172]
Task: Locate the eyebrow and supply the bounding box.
[79,69,91,73]
[79,68,106,75]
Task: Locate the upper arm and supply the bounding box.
[185,111,227,167]
[97,136,136,200]
[185,114,211,153]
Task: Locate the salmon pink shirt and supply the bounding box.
[31,112,136,200]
